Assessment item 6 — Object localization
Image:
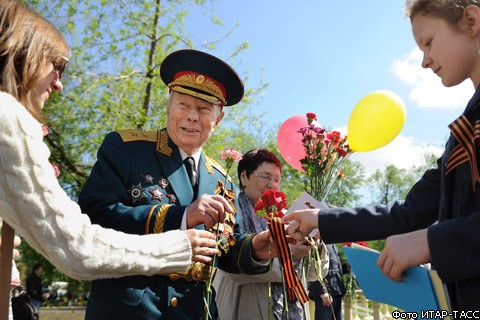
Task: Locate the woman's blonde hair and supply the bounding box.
[0,0,69,120]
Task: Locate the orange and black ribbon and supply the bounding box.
[268,217,309,304]
[215,180,237,214]
[446,115,480,190]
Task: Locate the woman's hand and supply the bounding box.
[290,240,311,260]
[183,229,218,264]
[251,230,278,260]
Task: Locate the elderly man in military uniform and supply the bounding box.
[78,49,274,320]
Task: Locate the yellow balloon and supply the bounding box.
[348,90,406,152]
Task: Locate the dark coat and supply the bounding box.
[26,272,43,302]
[78,128,266,320]
[318,89,480,310]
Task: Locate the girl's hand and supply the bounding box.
[183,229,218,263]
[377,228,431,282]
[284,209,319,242]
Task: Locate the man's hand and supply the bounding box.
[377,228,431,282]
[185,194,234,229]
[183,229,218,264]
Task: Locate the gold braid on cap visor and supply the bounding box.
[168,72,226,106]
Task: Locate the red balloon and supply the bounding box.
[277,115,309,172]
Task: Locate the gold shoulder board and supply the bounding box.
[117,129,157,142]
[206,156,231,182]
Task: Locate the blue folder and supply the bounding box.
[343,246,445,315]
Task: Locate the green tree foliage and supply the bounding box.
[411,149,440,177]
[326,160,365,207]
[369,149,440,206]
[369,165,415,205]
[27,0,270,196]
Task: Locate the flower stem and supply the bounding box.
[268,242,272,320]
[305,237,324,286]
[204,229,220,320]
[320,153,351,202]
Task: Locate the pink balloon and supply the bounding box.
[277,115,308,172]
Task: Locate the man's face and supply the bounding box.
[166,91,224,155]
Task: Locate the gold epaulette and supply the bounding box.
[206,156,232,182]
[117,129,157,143]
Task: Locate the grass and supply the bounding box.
[39,307,86,320]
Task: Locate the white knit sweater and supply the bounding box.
[0,92,192,280]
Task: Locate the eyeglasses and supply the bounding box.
[252,172,281,185]
[52,56,69,80]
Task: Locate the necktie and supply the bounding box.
[184,157,197,187]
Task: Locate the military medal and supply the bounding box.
[127,183,147,204]
[142,174,156,185]
[149,188,163,201]
[159,178,169,189]
[166,194,177,203]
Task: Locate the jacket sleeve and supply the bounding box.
[318,166,441,243]
[217,230,269,275]
[0,94,192,280]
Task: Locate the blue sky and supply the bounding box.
[182,0,476,173]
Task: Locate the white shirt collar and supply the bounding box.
[178,148,201,171]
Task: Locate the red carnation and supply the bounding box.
[343,241,368,248]
[336,147,347,157]
[261,190,287,212]
[306,112,317,121]
[254,198,265,213]
[255,189,287,219]
[356,241,368,247]
[306,112,317,125]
